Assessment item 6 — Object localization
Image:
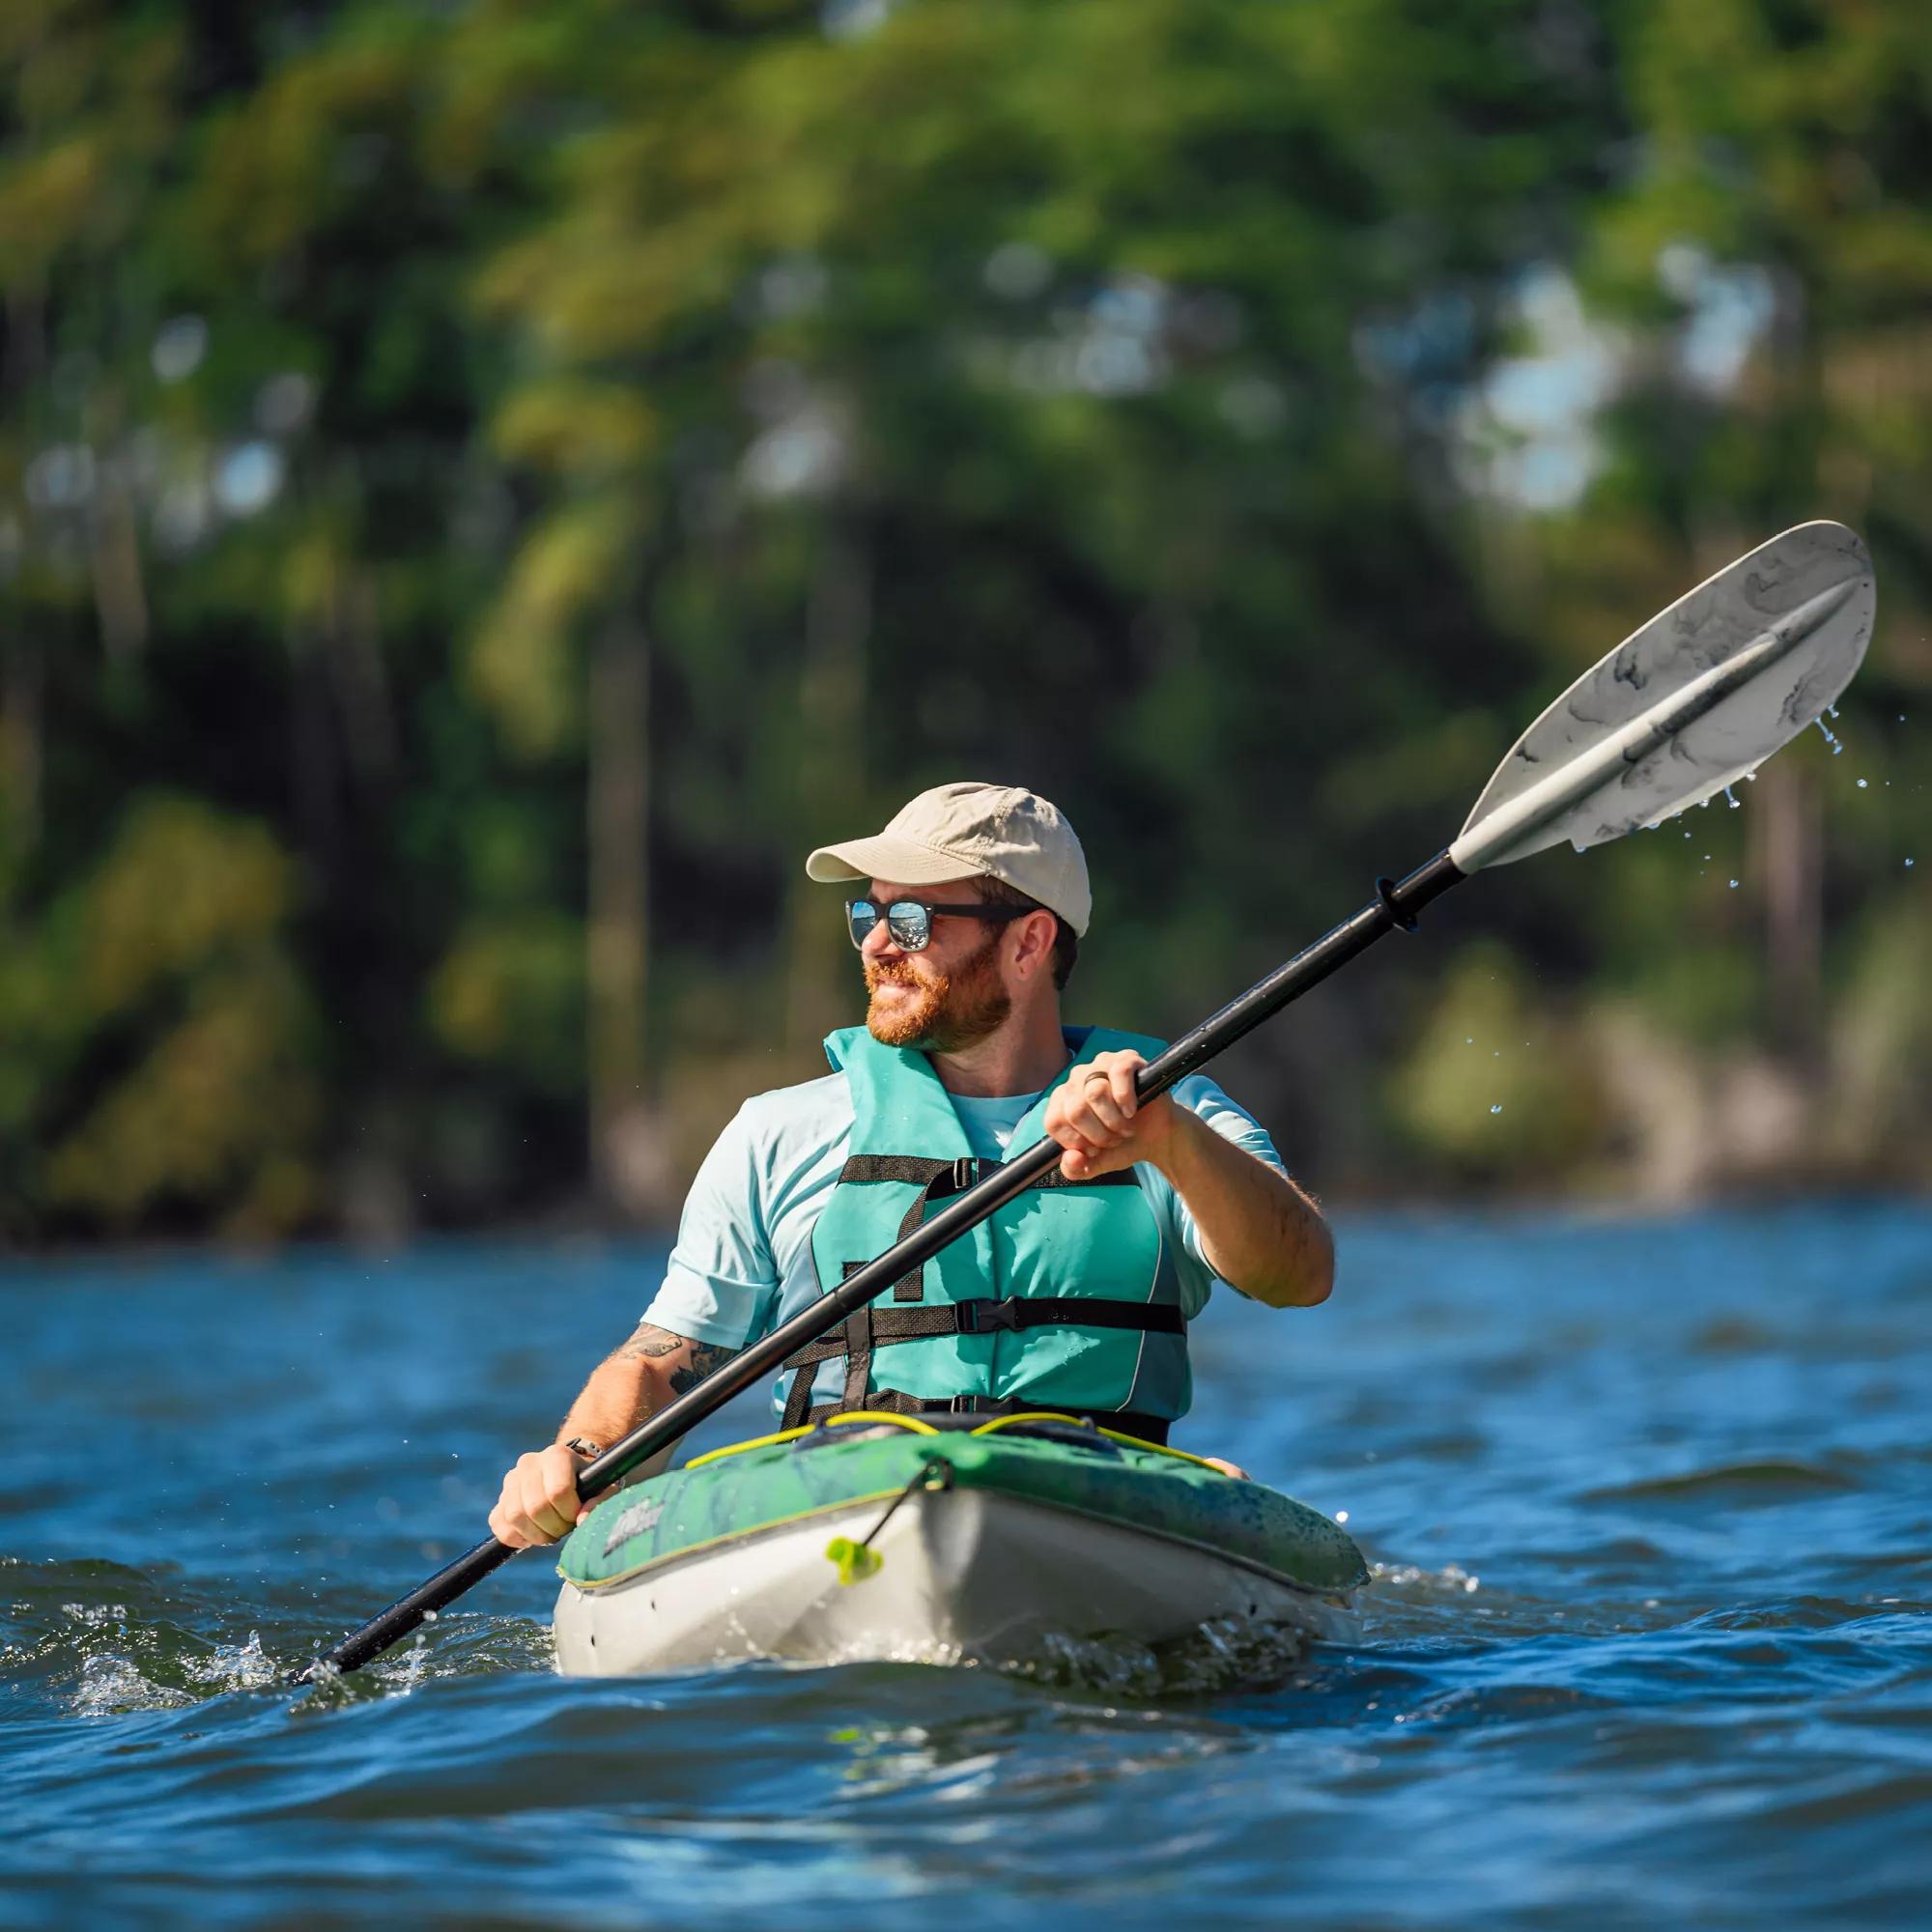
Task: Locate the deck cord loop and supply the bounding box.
[825,1455,954,1585]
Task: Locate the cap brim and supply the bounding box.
[805,834,991,888]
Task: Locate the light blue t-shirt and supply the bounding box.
[639,1062,1287,1356]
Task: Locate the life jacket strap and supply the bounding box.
[834,1154,1139,1304]
[780,1295,1186,1430]
[801,1388,1172,1447]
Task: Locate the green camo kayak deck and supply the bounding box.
[560,1419,1368,1597]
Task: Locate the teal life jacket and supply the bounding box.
[781,1024,1191,1435]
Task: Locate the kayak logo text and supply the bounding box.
[602,1496,665,1555]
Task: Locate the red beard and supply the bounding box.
[864,934,1011,1051]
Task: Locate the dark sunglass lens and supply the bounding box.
[886,902,931,950]
[845,901,880,948]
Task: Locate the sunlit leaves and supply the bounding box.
[75,796,293,1014]
[466,495,641,760]
[490,380,658,479]
[1391,942,1604,1180]
[427,912,585,1092]
[2,795,318,1235]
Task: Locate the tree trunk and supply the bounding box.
[586,604,665,1219]
[0,634,43,856]
[784,522,870,1058]
[286,621,345,881]
[0,291,46,858]
[327,562,398,785]
[1753,759,1822,1062]
[88,449,149,664]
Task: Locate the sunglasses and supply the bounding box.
[844,898,1028,952]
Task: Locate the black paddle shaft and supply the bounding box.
[298,850,1465,1680]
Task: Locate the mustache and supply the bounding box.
[865,958,932,992]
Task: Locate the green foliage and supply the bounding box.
[428,912,585,1093]
[1391,943,1604,1181]
[1,796,318,1236]
[0,0,1926,1239]
[1830,897,1932,1164]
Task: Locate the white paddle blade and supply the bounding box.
[1449,521,1875,873]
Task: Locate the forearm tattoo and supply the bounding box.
[617,1322,687,1361]
[669,1344,737,1395]
[616,1321,739,1395]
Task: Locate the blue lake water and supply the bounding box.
[4,1202,1931,1929]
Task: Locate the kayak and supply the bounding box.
[553,1411,1367,1675]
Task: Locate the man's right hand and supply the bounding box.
[488,1444,591,1548]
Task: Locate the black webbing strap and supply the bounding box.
[801,1388,1173,1447]
[779,1293,1186,1429]
[786,1150,1166,1431]
[840,1299,872,1413]
[783,1296,1184,1368]
[835,1153,1138,1305]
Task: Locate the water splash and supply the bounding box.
[1010,1614,1314,1697]
[1372,1561,1482,1598]
[72,1655,194,1717]
[183,1631,279,1691]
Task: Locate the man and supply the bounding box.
[490,781,1333,1548]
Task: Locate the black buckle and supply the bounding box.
[950,1155,978,1193]
[953,1298,1023,1335]
[946,1393,1001,1413]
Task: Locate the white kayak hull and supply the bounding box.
[553,1484,1357,1676]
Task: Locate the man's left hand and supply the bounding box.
[1043,1049,1178,1180]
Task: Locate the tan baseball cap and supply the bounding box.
[806,781,1092,936]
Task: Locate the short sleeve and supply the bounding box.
[639,1104,782,1350]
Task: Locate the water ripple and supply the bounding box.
[4,1204,1932,1929]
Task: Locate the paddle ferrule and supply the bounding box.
[1140,851,1464,1095]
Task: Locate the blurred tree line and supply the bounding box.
[1,0,1926,1243]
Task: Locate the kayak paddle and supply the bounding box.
[298,519,1873,1682]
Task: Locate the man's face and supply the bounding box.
[859,877,1012,1052]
